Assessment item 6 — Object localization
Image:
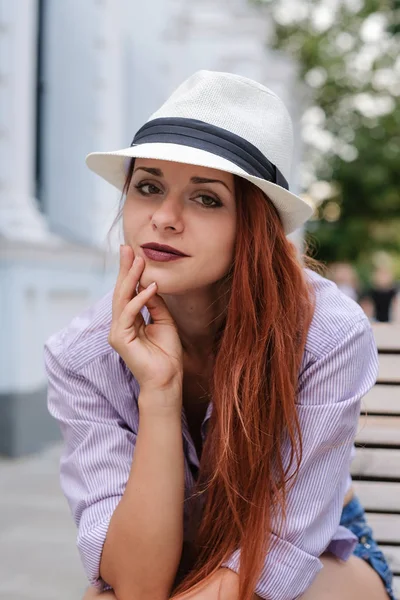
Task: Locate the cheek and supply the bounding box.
[202,218,236,267]
[219,216,236,253]
[122,202,146,240]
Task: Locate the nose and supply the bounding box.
[151,193,184,232]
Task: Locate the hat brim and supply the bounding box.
[85,143,313,234]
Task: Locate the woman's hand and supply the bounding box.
[109,245,183,399]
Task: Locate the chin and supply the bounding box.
[139,272,196,296]
[138,271,177,295]
[139,263,224,295]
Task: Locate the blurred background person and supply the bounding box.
[328,261,360,301]
[359,254,400,323]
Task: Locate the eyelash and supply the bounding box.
[133,182,223,208]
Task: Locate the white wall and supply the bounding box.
[0,241,115,394]
[0,0,116,398]
[0,0,37,199]
[40,0,124,246]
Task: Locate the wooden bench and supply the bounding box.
[352,324,400,598]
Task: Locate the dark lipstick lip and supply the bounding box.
[141,243,188,257]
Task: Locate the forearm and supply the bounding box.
[83,569,261,600]
[100,387,185,600]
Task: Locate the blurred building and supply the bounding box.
[0,0,306,456]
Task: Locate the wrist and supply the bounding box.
[138,384,182,417]
[139,373,183,394]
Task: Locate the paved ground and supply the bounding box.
[0,443,88,600]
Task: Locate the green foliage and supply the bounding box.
[257,0,400,274]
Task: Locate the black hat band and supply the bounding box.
[131,117,289,190]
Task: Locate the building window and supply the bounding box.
[35,0,45,206]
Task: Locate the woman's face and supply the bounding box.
[123,158,236,294]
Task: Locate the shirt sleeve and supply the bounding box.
[221,317,379,600]
[44,337,137,591]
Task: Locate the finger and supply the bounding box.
[112,245,134,317]
[117,255,145,308]
[116,245,134,287]
[113,254,144,320]
[118,281,158,331]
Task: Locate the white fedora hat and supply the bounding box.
[86,70,313,234]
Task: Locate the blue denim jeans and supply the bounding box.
[340,496,396,600]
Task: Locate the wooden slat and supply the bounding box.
[353,481,400,512]
[372,323,400,351]
[365,513,400,544]
[378,355,400,383]
[380,546,400,574]
[352,448,400,479]
[362,385,400,415]
[356,415,400,445]
[355,324,400,587]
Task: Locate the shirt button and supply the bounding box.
[360,536,371,549]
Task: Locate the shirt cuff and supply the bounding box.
[327,525,357,560]
[77,511,116,591]
[221,534,323,600]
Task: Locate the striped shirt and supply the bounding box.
[44,268,379,600]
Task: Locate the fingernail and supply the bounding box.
[147,281,157,289]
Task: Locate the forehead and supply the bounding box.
[133,158,234,186]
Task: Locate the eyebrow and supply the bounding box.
[133,167,232,193]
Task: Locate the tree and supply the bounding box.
[257,0,400,275]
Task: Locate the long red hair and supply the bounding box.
[123,164,316,600]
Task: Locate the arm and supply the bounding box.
[83,587,117,599]
[101,388,185,599]
[220,317,379,600]
[45,341,184,600]
[169,569,261,600]
[82,570,257,600]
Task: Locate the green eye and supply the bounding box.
[134,183,161,195]
[197,195,222,208]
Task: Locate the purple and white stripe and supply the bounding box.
[44,269,379,600]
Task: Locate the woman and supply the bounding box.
[359,264,400,323]
[45,71,395,600]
